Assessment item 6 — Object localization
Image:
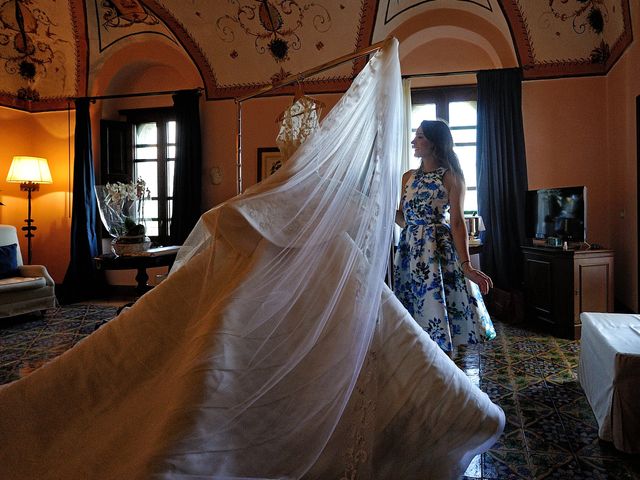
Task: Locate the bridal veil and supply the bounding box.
[167,37,404,476]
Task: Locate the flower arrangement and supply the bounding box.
[96,178,150,239]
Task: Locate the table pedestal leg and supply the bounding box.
[135,268,150,294]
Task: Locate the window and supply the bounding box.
[123,108,176,245]
[410,87,478,212]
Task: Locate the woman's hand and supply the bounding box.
[462,263,493,295]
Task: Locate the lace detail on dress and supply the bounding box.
[339,345,377,480]
[276,96,322,161]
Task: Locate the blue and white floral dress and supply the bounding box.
[393,167,496,352]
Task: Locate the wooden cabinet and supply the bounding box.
[522,246,614,339]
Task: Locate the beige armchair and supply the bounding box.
[0,225,56,318]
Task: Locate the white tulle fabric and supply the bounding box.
[168,39,404,476]
[0,39,504,480]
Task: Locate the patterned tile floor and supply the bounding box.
[0,305,117,384]
[1,307,639,479]
[460,321,640,480]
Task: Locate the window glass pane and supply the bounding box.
[455,145,476,187]
[411,104,436,130]
[134,162,158,197]
[167,161,175,197]
[167,199,173,221]
[167,121,176,144]
[145,220,159,237]
[452,128,476,144]
[144,199,158,220]
[136,123,157,145]
[465,190,478,213]
[167,146,176,159]
[136,146,157,160]
[449,101,477,127]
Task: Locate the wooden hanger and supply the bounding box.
[293,81,304,101]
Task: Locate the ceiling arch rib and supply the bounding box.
[401,25,503,69]
[386,7,518,71]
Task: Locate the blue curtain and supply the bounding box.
[170,89,202,245]
[60,99,102,303]
[477,68,528,290]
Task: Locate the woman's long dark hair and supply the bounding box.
[420,120,465,181]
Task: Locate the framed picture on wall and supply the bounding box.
[257,147,283,181]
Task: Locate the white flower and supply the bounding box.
[97,178,150,237]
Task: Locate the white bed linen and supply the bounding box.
[578,312,640,453]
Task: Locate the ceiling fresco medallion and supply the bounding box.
[0,0,62,100]
[94,0,176,53]
[502,0,631,79]
[216,0,332,63]
[102,0,159,28]
[0,0,86,111]
[145,0,375,99]
[542,0,609,62]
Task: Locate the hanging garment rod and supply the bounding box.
[71,87,203,102]
[237,39,391,103]
[234,38,392,194]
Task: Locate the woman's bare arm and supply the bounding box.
[445,171,493,294]
[395,170,413,228]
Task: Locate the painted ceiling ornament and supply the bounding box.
[216,0,331,63]
[102,0,160,29]
[545,0,608,35]
[0,0,62,88]
[544,0,610,63]
[271,66,292,83]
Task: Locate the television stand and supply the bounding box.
[521,246,614,339]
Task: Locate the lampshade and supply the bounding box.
[6,156,53,184]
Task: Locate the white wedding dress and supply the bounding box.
[0,39,504,480]
[276,95,322,162]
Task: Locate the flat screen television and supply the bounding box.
[525,186,587,243]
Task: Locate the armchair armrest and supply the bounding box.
[18,265,55,286]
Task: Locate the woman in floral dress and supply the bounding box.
[393,120,496,355]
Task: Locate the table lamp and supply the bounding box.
[6,156,53,264]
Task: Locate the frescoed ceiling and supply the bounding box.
[502,0,632,78]
[0,0,634,112]
[143,0,376,99]
[0,0,87,111]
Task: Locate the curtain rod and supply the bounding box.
[402,69,479,79]
[236,38,392,103]
[70,87,203,102]
[402,67,525,80]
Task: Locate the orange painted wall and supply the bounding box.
[201,93,342,208]
[522,76,609,247]
[0,108,73,282]
[605,2,640,311]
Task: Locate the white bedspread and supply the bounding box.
[578,312,640,453]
